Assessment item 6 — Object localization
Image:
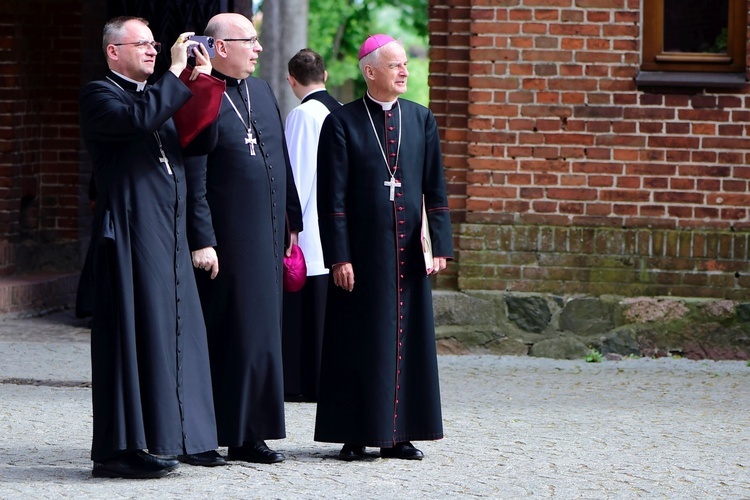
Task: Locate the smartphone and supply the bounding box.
[187,35,215,58]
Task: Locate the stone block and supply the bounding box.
[436,338,472,355]
[505,294,551,333]
[429,290,749,361]
[484,337,529,356]
[432,290,498,326]
[634,321,750,360]
[594,326,641,356]
[559,297,615,335]
[434,325,500,349]
[697,300,735,319]
[528,337,589,360]
[621,297,689,323]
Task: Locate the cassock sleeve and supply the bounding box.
[421,109,454,259]
[284,141,303,234]
[284,105,319,224]
[80,72,192,142]
[185,154,217,251]
[256,79,302,233]
[316,112,351,267]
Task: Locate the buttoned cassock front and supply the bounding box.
[186,74,302,446]
[79,71,218,461]
[314,95,453,447]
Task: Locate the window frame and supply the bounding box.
[642,0,747,73]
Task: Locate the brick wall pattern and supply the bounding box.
[429,0,750,298]
[0,1,84,275]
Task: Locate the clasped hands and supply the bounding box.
[169,31,212,81]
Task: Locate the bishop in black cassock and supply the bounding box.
[185,13,303,464]
[314,35,453,460]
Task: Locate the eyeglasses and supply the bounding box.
[222,37,259,45]
[112,40,162,53]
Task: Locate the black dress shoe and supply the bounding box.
[380,442,424,460]
[178,450,227,467]
[92,450,180,479]
[338,444,367,461]
[228,440,285,464]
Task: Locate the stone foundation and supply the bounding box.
[0,273,79,318]
[434,291,750,361]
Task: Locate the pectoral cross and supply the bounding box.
[384,176,401,201]
[158,148,173,175]
[245,128,257,156]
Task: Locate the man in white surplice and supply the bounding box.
[281,48,341,402]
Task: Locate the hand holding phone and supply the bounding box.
[187,35,215,58]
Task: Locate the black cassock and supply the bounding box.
[186,74,302,446]
[314,95,454,447]
[79,71,218,461]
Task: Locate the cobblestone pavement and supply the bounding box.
[1,311,748,499]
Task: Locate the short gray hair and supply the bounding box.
[102,16,148,54]
[358,39,403,77]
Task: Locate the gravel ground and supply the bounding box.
[1,311,748,499]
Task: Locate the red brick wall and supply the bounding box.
[429,0,750,298]
[429,0,472,288]
[0,1,84,275]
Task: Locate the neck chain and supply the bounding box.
[224,80,257,156]
[105,76,172,175]
[363,96,402,201]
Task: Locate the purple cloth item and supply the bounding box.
[283,244,307,292]
[358,34,396,60]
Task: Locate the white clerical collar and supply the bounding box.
[366,92,398,111]
[301,88,326,101]
[111,70,147,91]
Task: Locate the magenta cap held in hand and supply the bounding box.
[283,244,307,292]
[358,34,396,60]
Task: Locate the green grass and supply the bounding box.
[585,349,603,363]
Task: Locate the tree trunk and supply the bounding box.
[258,0,308,119]
[233,0,253,18]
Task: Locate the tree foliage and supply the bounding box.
[256,0,429,104]
[307,0,429,90]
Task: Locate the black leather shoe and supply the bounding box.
[380,442,424,460]
[338,444,367,461]
[92,450,180,478]
[178,450,227,467]
[228,440,285,464]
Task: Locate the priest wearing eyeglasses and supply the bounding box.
[78,16,226,478]
[314,35,454,461]
[184,12,303,465]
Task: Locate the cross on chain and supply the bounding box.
[245,129,257,156]
[158,148,173,175]
[384,175,402,202]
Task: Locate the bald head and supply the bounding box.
[205,13,262,79]
[205,13,249,40]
